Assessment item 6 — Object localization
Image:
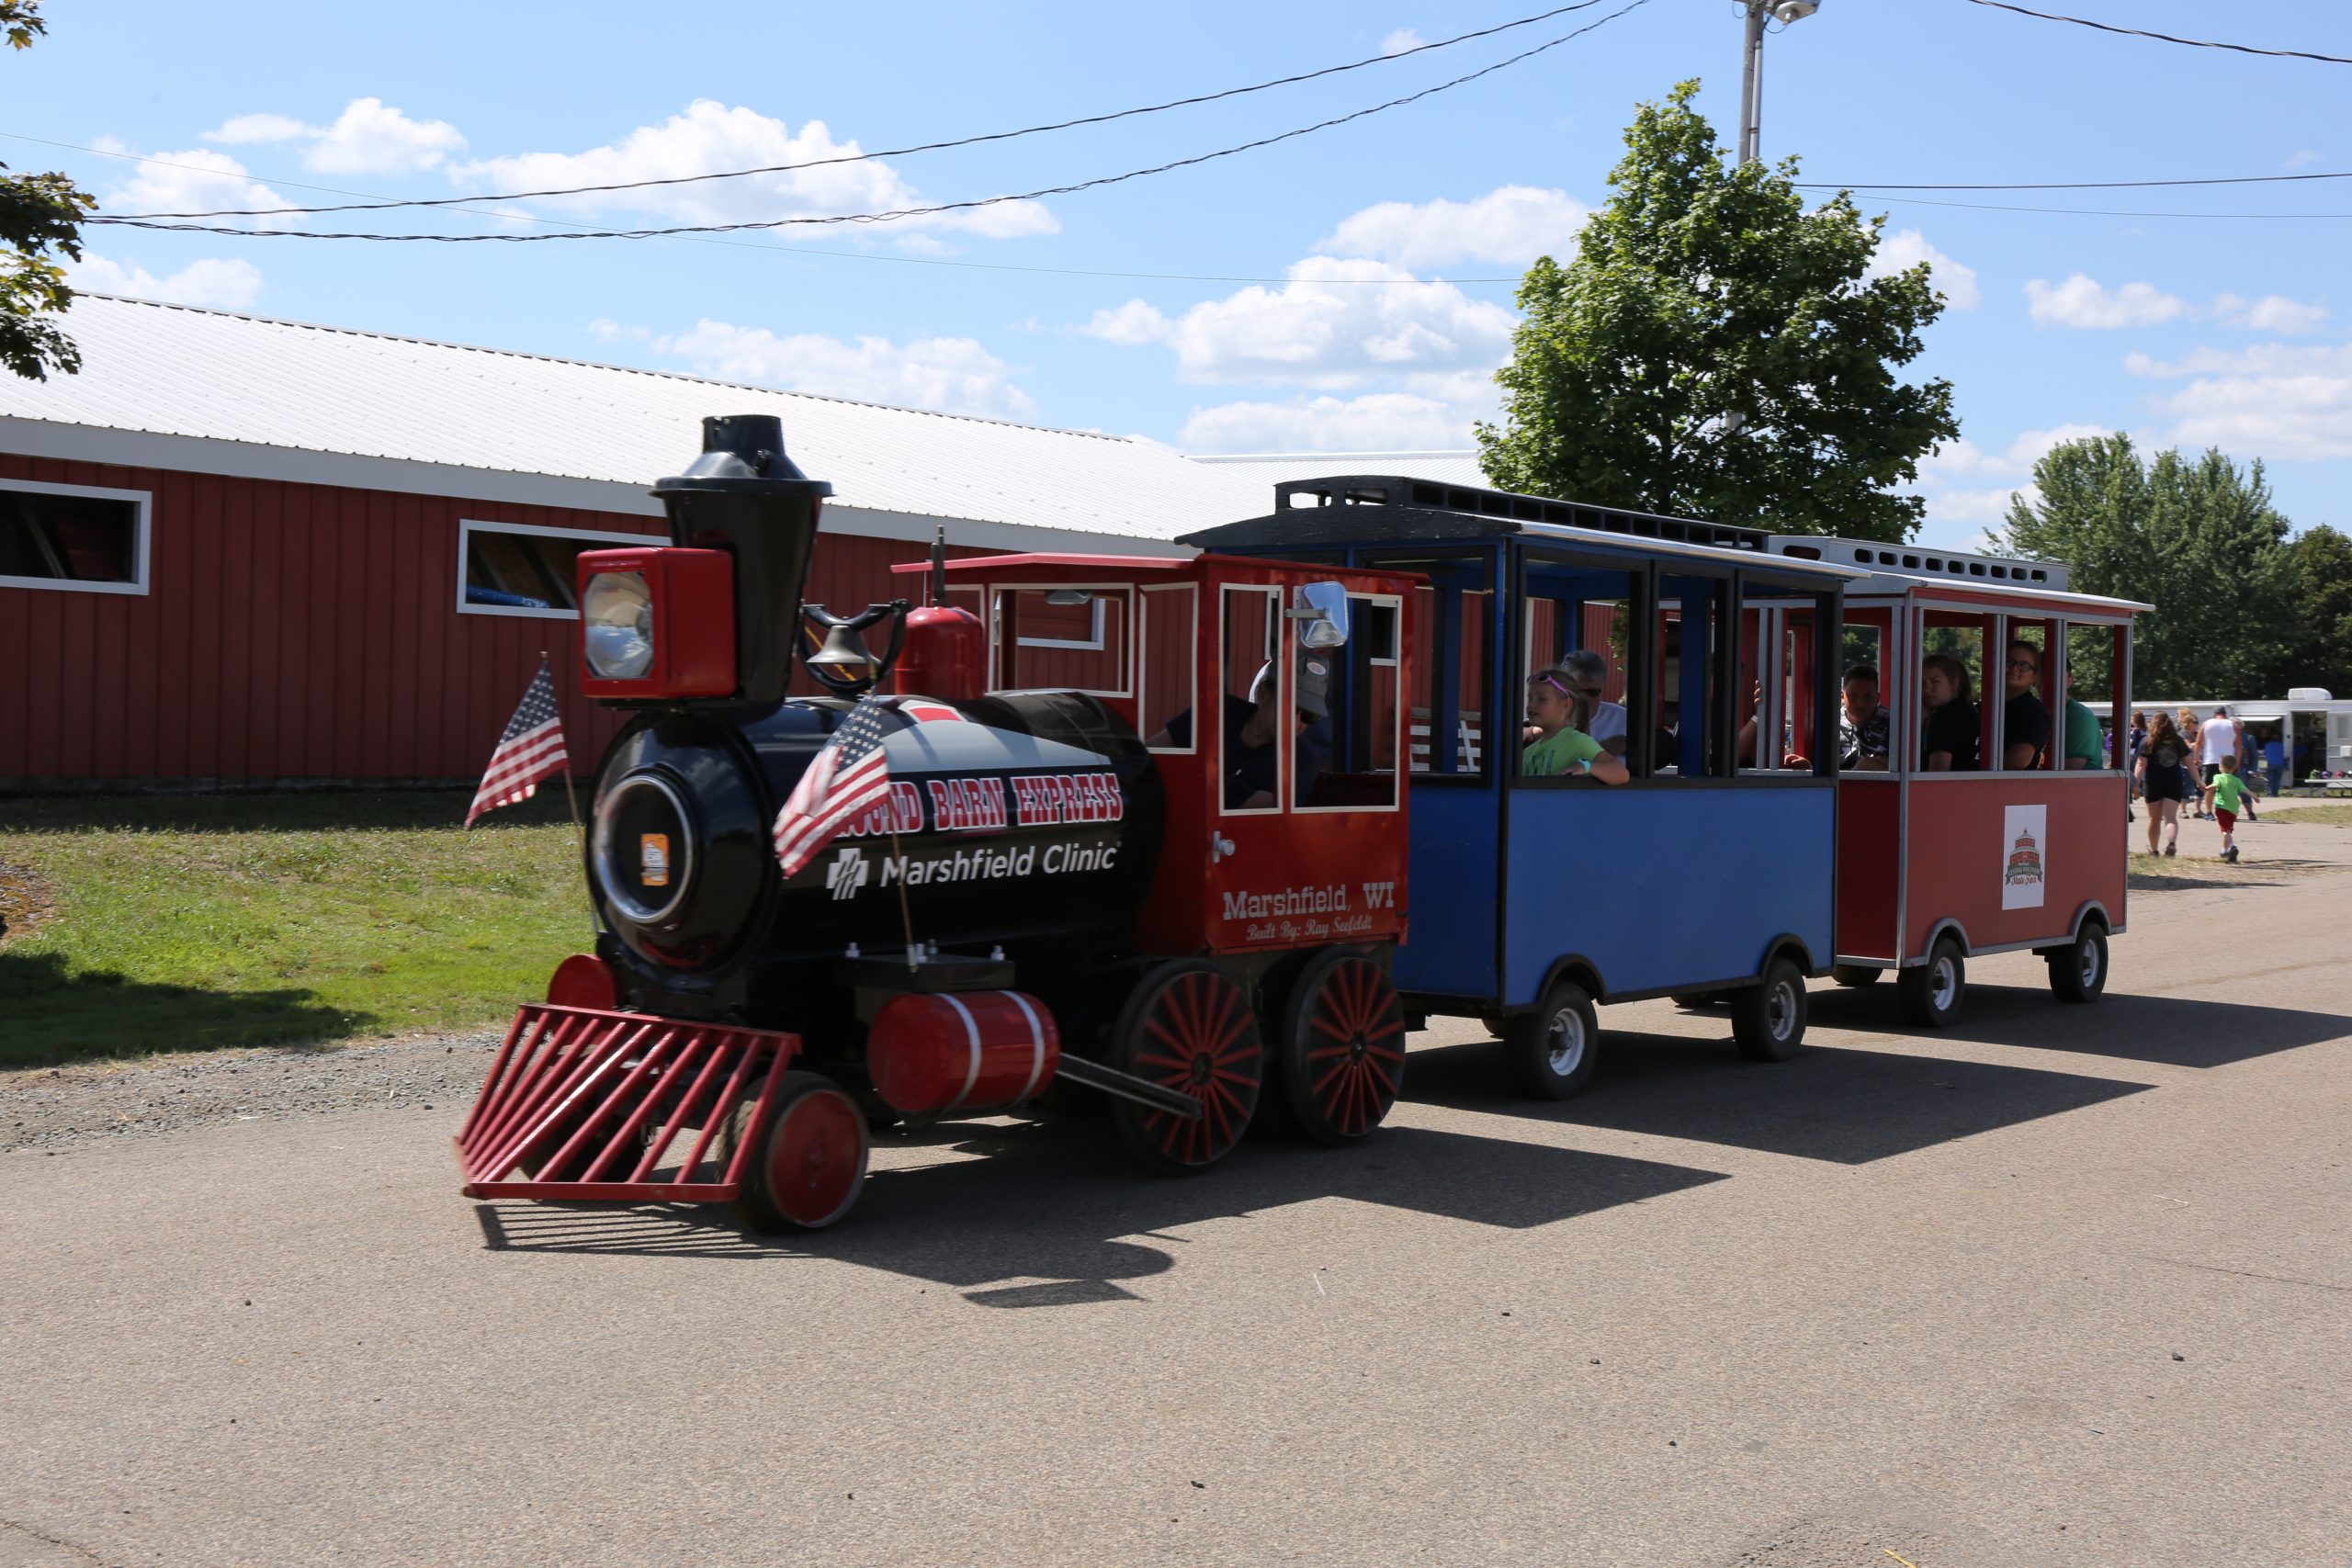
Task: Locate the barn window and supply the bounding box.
[0,479,150,595]
[458,519,662,619]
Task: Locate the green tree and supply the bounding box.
[1993,434,2298,698]
[2282,524,2352,694]
[1,1,94,381]
[1476,81,1958,542]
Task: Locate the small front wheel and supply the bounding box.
[2047,923,2109,1004]
[1731,956,1809,1063]
[1829,964,1882,988]
[1504,980,1600,1100]
[727,1071,870,1234]
[1897,937,1967,1029]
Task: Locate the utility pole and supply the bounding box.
[1737,1,1820,166]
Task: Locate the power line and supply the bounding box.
[9,130,1524,283]
[1865,194,2352,220]
[84,0,1654,243]
[92,0,1627,222]
[1959,0,2352,66]
[1803,169,2352,193]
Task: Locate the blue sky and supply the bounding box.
[8,0,2350,547]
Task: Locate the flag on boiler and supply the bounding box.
[773,692,895,877]
[467,660,570,827]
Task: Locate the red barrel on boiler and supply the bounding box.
[866,989,1060,1115]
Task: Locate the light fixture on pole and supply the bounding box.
[1737,0,1822,166]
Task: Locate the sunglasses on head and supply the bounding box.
[1530,673,1572,698]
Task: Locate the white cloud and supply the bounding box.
[1917,423,2110,481]
[1109,257,1514,388]
[1181,391,1478,453]
[2024,274,2188,329]
[635,319,1035,421]
[96,141,291,224]
[2211,292,2330,334]
[203,97,466,175]
[64,254,263,310]
[1080,299,1170,346]
[1317,186,1589,269]
[454,100,1057,240]
[2123,341,2352,459]
[1920,484,2035,525]
[1381,28,1426,55]
[2286,149,2321,169]
[1867,229,1981,310]
[586,318,649,344]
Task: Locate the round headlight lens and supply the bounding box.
[582,571,654,680]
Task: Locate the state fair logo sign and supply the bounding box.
[2000,803,2048,911]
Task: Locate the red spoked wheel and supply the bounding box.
[726,1071,870,1234]
[1108,960,1261,1175]
[1280,950,1407,1145]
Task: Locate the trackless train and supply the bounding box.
[455,415,2140,1232]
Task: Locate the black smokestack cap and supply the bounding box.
[653,415,835,707]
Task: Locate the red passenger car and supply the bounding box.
[1768,536,2145,1024]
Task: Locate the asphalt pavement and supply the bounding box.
[3,807,2347,1567]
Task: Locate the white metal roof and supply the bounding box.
[0,294,1277,552]
[1187,450,1488,490]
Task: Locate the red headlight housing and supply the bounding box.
[576,547,736,699]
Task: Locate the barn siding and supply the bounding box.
[0,455,988,786]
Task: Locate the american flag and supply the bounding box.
[773,692,896,877]
[466,660,570,827]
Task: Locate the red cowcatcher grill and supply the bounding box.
[456,1004,801,1201]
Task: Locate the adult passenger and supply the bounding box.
[2136,711,2191,855]
[1559,649,1628,760]
[2001,640,2052,770]
[1521,667,1629,784]
[1153,657,1328,809]
[1919,654,1980,772]
[1838,663,1891,771]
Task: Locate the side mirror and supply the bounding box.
[1292,581,1350,649]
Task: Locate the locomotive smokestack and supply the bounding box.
[652,413,833,706]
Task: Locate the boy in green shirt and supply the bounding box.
[2209,754,2254,863]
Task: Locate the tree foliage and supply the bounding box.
[1992,434,2304,698]
[2282,524,2352,696]
[1,0,92,382]
[1476,81,1959,542]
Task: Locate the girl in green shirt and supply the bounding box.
[1522,667,1630,783]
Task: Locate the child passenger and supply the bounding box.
[1521,666,1630,783]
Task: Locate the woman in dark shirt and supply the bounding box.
[2135,711,2191,855]
[1920,653,1980,771]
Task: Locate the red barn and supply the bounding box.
[1,296,1273,789]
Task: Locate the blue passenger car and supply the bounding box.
[1185,476,1860,1098]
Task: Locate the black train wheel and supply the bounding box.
[1278,950,1407,1145]
[1108,960,1261,1174]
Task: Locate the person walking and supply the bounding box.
[2210,754,2254,863]
[2199,706,2242,819]
[2136,711,2191,856]
[2264,733,2288,797]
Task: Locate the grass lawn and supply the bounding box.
[0,791,594,1069]
[2269,802,2352,827]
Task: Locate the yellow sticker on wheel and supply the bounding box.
[639,832,671,887]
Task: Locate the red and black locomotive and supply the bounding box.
[457,415,1419,1230]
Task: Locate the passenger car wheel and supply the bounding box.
[2046,923,2109,1004]
[1731,956,1809,1062]
[1896,936,1967,1029]
[1504,979,1600,1100]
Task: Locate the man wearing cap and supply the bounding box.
[1151,655,1329,809]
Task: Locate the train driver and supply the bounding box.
[1150,657,1329,809]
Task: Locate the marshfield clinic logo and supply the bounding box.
[2000,804,2048,910]
[826,847,871,901]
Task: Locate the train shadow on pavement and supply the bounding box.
[1803,982,2351,1068]
[472,1119,1729,1301]
[1404,1031,2152,1166]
